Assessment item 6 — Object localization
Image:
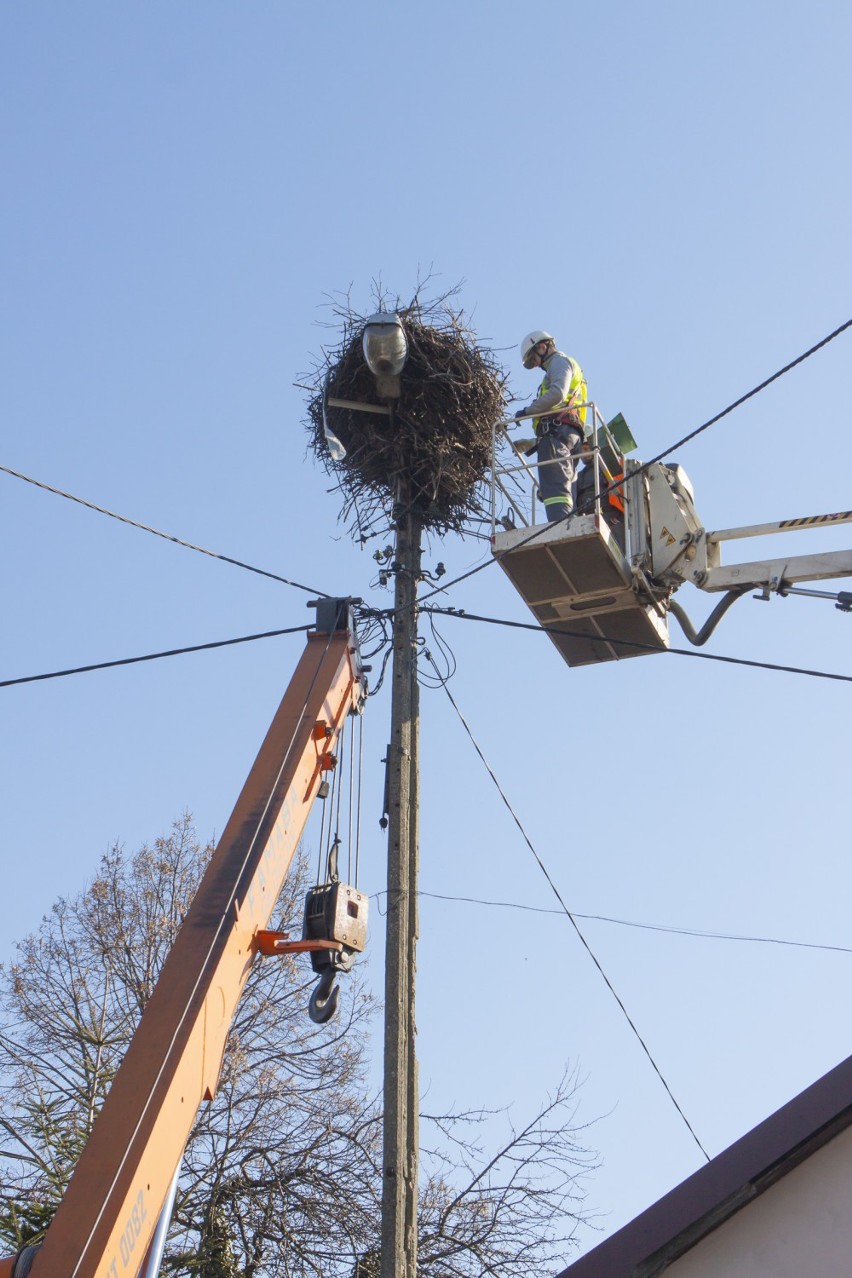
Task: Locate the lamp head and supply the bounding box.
[362,313,409,378]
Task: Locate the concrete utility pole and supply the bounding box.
[380,487,422,1278]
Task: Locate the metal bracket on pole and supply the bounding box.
[326,396,392,416]
[753,575,782,602]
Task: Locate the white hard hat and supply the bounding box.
[520,330,554,365]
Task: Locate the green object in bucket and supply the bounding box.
[600,412,637,472]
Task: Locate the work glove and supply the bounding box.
[512,438,538,455]
[514,407,531,421]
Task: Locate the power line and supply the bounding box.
[0,462,329,597]
[0,625,312,689]
[421,647,711,1163]
[406,891,852,957]
[417,316,852,606]
[420,605,852,685]
[641,315,852,470]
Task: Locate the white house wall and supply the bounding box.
[666,1123,852,1278]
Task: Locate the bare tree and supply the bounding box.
[0,816,381,1276]
[0,817,595,1276]
[416,1073,597,1277]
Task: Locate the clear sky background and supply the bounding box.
[2,1,851,1266]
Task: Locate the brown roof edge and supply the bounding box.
[557,1052,852,1278]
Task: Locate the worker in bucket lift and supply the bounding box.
[513,331,588,522]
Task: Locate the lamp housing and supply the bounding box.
[362,313,408,396]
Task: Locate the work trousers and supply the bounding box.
[537,422,583,523]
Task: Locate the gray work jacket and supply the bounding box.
[526,350,576,419]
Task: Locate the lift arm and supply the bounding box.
[2,599,366,1278]
[699,511,852,593]
[641,466,852,596]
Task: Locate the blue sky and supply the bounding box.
[2,1,851,1264]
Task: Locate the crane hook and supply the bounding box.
[308,968,340,1024]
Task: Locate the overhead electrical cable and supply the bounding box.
[637,315,852,471]
[419,605,852,685]
[422,647,710,1162]
[0,625,313,689]
[406,891,852,957]
[0,462,329,597]
[416,316,852,607]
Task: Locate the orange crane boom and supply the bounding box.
[1,600,367,1278]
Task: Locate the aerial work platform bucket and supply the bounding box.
[493,514,669,666]
[490,406,670,668]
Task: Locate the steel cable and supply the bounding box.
[0,461,329,596]
[422,647,710,1162]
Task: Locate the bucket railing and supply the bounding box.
[489,403,632,554]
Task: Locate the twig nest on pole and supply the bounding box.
[306,299,507,536]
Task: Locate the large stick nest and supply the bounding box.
[305,292,508,537]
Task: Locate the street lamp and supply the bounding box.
[362,312,409,398]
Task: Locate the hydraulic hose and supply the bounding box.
[668,587,751,646]
[11,1248,39,1278]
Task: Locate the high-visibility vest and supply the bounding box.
[533,356,588,435]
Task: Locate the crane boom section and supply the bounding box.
[27,625,365,1278]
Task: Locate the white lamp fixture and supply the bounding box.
[362,312,408,397]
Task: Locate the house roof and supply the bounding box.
[557,1052,852,1278]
